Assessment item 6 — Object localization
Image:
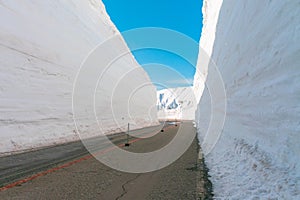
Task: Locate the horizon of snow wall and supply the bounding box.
[0,1,158,156]
[194,0,300,198]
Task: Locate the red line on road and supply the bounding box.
[0,125,177,192]
[0,154,93,192]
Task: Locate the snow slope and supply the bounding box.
[0,0,157,155]
[157,87,196,120]
[194,0,300,199]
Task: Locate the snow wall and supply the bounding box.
[0,1,158,156]
[194,0,300,198]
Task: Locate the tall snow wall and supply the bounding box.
[0,1,158,155]
[194,0,300,198]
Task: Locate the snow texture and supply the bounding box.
[157,87,196,120]
[194,0,300,199]
[0,0,157,156]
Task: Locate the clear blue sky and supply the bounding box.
[102,0,203,90]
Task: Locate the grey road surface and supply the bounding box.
[0,121,211,199]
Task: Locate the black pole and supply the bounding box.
[125,123,130,146]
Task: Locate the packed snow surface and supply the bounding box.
[157,87,196,120]
[0,0,157,155]
[194,0,300,199]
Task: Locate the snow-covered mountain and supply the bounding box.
[194,0,300,199]
[157,87,196,120]
[0,0,158,155]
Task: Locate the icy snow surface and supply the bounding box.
[0,0,157,155]
[194,0,300,199]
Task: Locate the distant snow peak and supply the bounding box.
[156,87,196,120]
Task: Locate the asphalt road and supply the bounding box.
[0,121,212,199]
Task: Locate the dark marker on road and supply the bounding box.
[125,123,130,147]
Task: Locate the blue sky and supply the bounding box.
[102,0,203,90]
